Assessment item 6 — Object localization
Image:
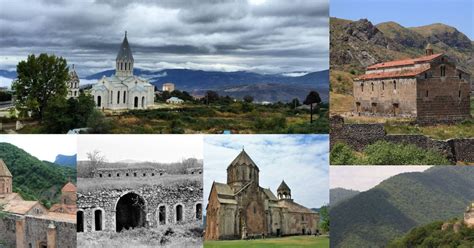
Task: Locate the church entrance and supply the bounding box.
[97,96,101,107]
[115,192,146,232]
[134,97,139,108]
[371,102,377,114]
[393,103,399,116]
[141,96,145,108]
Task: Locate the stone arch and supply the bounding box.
[77,209,85,232]
[194,202,202,220]
[156,204,168,225]
[141,96,145,108]
[174,203,185,223]
[93,207,105,231]
[115,191,147,232]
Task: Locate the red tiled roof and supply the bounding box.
[61,182,76,192]
[356,67,429,80]
[367,53,443,70]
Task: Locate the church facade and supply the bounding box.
[353,45,471,121]
[205,150,319,240]
[91,32,155,110]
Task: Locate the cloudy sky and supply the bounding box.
[330,166,432,192]
[0,0,329,77]
[203,134,329,209]
[0,135,76,162]
[77,134,203,162]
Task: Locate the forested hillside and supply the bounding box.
[0,142,76,208]
[331,166,474,247]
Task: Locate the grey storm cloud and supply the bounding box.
[0,0,329,76]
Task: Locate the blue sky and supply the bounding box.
[331,0,473,39]
[203,134,329,210]
[0,135,76,162]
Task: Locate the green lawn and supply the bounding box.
[204,236,329,248]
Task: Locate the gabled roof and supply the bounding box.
[211,182,237,205]
[277,180,291,192]
[278,200,317,214]
[367,53,443,70]
[0,159,12,177]
[227,149,259,171]
[116,31,134,61]
[61,182,76,193]
[262,188,278,201]
[356,67,430,80]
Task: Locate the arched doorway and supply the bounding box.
[97,96,102,107]
[195,203,202,220]
[134,97,139,108]
[141,96,145,108]
[175,204,183,222]
[115,192,146,232]
[77,210,84,232]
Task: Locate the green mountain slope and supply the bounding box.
[331,167,474,248]
[330,187,360,207]
[0,142,76,207]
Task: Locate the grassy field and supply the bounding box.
[77,224,202,248]
[204,236,329,248]
[106,102,329,134]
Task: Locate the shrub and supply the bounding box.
[330,143,357,165]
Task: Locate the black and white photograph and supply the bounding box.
[76,135,204,248]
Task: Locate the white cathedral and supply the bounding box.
[91,32,155,110]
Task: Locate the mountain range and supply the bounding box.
[0,142,76,206]
[53,154,77,168]
[330,17,473,76]
[331,166,474,248]
[0,68,329,103]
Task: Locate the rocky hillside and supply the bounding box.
[330,17,473,76]
[330,166,474,248]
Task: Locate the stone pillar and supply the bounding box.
[15,217,26,248]
[47,222,57,248]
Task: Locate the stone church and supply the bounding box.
[91,32,155,110]
[205,149,319,240]
[0,159,76,248]
[353,44,471,121]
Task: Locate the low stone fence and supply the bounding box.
[330,116,473,163]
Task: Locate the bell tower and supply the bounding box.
[425,43,434,55]
[226,149,260,190]
[116,31,134,77]
[277,180,292,200]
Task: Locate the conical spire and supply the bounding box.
[277,180,290,192]
[116,31,134,61]
[277,180,292,200]
[227,148,259,171]
[0,159,12,177]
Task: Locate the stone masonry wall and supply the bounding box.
[330,117,474,163]
[77,177,203,232]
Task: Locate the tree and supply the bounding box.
[87,109,112,134]
[303,91,321,123]
[319,205,330,233]
[86,150,106,177]
[13,54,69,121]
[243,95,254,103]
[204,90,219,105]
[291,98,301,109]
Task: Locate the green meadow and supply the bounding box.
[204,235,329,248]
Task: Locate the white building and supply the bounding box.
[166,97,184,104]
[91,32,155,110]
[67,64,80,98]
[162,82,175,92]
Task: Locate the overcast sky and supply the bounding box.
[330,166,432,192]
[77,134,203,163]
[0,0,329,77]
[0,135,76,162]
[203,134,329,209]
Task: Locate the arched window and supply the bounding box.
[120,62,123,70]
[195,203,202,220]
[382,81,385,90]
[440,65,446,77]
[110,91,113,104]
[94,209,102,231]
[77,211,84,232]
[158,206,166,225]
[134,97,139,108]
[361,83,364,92]
[117,91,120,104]
[142,96,145,108]
[123,91,127,103]
[176,205,183,222]
[393,80,397,90]
[371,83,374,91]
